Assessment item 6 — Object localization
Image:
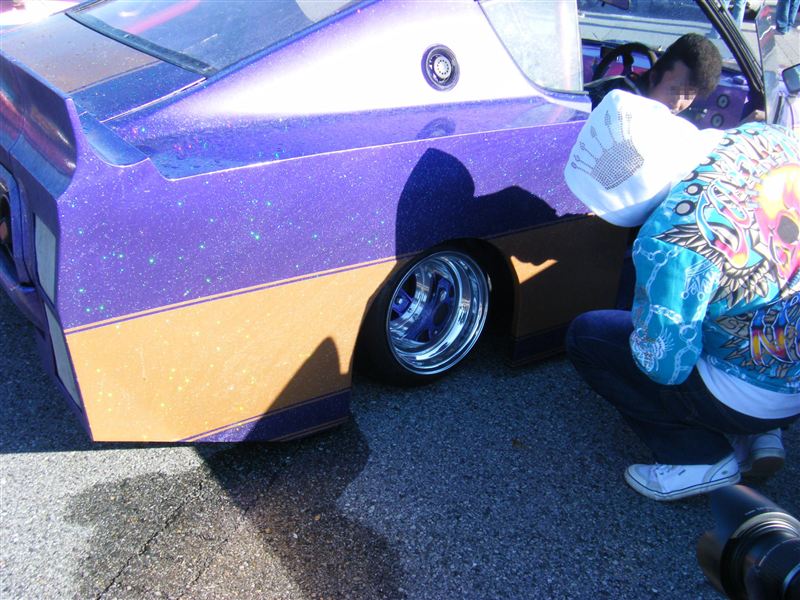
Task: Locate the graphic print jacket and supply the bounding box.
[630,123,799,393]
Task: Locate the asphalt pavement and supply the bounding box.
[1,289,798,600]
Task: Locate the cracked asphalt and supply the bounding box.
[1,289,798,600]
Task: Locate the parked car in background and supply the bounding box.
[1,0,797,442]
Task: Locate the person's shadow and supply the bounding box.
[394,147,565,256]
[393,147,628,363]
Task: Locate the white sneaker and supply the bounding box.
[624,454,740,501]
[729,429,785,479]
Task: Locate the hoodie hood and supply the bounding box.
[564,90,724,227]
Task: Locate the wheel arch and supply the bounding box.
[350,236,517,378]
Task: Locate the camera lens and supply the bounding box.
[697,485,800,600]
[737,523,800,600]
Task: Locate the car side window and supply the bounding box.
[481,0,584,92]
[577,1,752,130]
[577,0,740,72]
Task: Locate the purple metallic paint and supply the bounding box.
[103,0,587,139]
[0,57,76,196]
[1,0,604,443]
[111,98,583,176]
[3,0,600,330]
[0,53,77,318]
[57,109,589,330]
[182,389,351,442]
[1,0,596,332]
[72,62,203,123]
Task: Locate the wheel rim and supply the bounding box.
[386,251,489,375]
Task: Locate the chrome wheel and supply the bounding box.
[386,251,489,375]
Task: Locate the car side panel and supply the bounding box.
[4,0,628,442]
[51,91,616,441]
[55,114,591,330]
[492,216,629,364]
[65,259,396,442]
[64,215,627,442]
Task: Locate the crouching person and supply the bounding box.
[564,91,800,501]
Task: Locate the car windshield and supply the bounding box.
[68,0,361,75]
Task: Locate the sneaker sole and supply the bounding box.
[741,453,785,480]
[624,469,741,501]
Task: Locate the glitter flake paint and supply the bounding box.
[21,0,780,441]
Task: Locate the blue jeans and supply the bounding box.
[565,310,797,465]
[777,0,800,31]
[724,0,746,28]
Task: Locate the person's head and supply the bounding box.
[643,33,722,113]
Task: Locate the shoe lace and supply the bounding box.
[653,464,675,474]
[652,464,678,480]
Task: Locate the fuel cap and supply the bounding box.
[423,45,459,90]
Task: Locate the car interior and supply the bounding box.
[577,0,756,130]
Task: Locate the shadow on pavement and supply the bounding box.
[64,423,405,599]
[0,291,96,453]
[0,291,192,453]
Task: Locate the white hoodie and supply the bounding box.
[564,90,724,227]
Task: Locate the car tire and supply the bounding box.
[359,247,490,386]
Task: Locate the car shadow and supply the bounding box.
[0,289,205,453]
[0,291,108,453]
[62,338,406,599]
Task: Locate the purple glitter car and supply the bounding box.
[1,0,798,442]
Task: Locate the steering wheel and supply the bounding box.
[592,42,657,82]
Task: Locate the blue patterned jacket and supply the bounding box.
[630,123,800,392]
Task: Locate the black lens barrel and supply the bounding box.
[698,486,800,600]
[742,531,800,600]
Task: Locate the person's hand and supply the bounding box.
[740,109,766,124]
